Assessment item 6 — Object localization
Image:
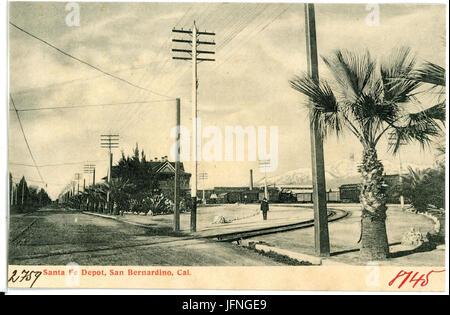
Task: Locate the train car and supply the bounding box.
[339,184,360,203]
[279,189,297,203]
[242,190,259,203]
[295,191,313,202]
[258,188,280,202]
[326,190,340,202]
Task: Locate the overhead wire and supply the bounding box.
[10,22,175,99]
[10,94,46,187]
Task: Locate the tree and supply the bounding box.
[83,184,107,213]
[289,47,445,260]
[104,178,135,215]
[17,176,29,211]
[114,143,157,192]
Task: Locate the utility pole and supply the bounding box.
[10,179,14,207]
[21,179,25,206]
[75,173,81,194]
[172,21,215,232]
[101,135,119,213]
[14,184,18,206]
[199,172,208,204]
[259,159,270,200]
[84,164,96,186]
[388,132,406,210]
[174,98,181,232]
[304,3,330,257]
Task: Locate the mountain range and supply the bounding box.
[256,159,432,189]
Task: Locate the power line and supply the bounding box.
[110,4,212,134]
[216,4,292,69]
[10,22,174,99]
[10,94,46,186]
[10,99,173,112]
[12,62,161,97]
[9,160,107,168]
[161,4,271,97]
[12,176,65,186]
[117,4,263,132]
[113,4,223,134]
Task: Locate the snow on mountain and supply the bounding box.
[256,159,432,189]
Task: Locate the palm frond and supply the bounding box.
[411,61,446,87]
[322,49,376,102]
[409,102,446,124]
[381,47,420,103]
[290,75,342,136]
[388,108,442,153]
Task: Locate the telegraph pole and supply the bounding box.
[388,132,406,210]
[10,179,14,207]
[101,135,119,213]
[75,173,81,194]
[14,184,18,206]
[258,159,270,200]
[172,22,215,232]
[199,172,208,204]
[84,164,96,186]
[174,98,181,232]
[304,3,330,257]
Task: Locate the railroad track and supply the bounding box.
[204,209,349,242]
[10,217,38,244]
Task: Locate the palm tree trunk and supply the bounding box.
[359,147,389,260]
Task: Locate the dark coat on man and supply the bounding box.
[260,200,269,212]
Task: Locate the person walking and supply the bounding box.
[260,198,269,220]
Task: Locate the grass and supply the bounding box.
[251,247,313,266]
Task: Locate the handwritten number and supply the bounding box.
[8,269,42,288]
[389,269,445,289]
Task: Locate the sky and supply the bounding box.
[8,1,447,199]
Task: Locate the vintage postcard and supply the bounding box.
[5,0,448,293]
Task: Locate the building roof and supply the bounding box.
[291,189,313,194]
[106,160,190,180]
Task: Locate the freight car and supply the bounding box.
[339,184,360,203]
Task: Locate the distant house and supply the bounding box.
[152,160,191,198]
[109,158,191,199]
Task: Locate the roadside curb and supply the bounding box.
[254,243,322,265]
[82,211,154,229]
[239,240,353,266]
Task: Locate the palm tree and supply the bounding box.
[290,47,445,260]
[84,184,106,213]
[407,60,446,161]
[104,178,134,215]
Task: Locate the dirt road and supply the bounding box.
[9,207,285,266]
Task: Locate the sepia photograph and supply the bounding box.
[5,0,448,292]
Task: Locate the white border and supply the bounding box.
[2,0,449,295]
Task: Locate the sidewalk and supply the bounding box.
[84,204,317,237]
[245,205,446,266]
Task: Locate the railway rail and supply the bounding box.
[203,209,349,242]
